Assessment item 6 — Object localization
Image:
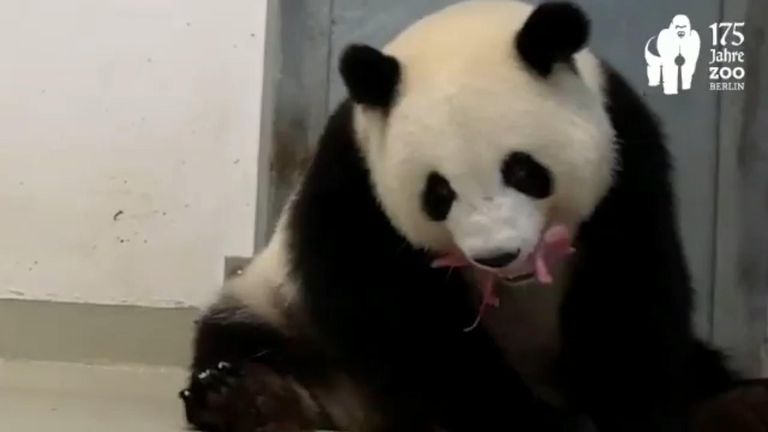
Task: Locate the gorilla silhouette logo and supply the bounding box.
[645,15,701,95]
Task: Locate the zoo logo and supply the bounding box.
[644,15,747,94]
[644,14,701,95]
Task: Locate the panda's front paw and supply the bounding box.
[180,361,328,432]
[180,361,243,432]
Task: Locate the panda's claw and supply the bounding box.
[204,368,237,394]
[179,389,192,400]
[181,364,241,431]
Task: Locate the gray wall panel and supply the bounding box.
[714,0,768,377]
[258,0,334,248]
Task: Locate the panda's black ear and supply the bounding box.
[339,44,401,109]
[515,2,590,77]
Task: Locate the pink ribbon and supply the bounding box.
[431,224,575,331]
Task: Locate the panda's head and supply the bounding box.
[341,1,616,271]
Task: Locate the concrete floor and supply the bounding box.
[0,359,189,431]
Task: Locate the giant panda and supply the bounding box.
[179,1,739,431]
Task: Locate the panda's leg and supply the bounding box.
[557,298,736,432]
[681,340,738,402]
[180,312,336,432]
[580,342,736,432]
[557,333,688,430]
[435,336,569,432]
[349,324,570,432]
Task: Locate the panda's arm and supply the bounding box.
[555,64,738,431]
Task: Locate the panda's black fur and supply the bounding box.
[180,2,738,431]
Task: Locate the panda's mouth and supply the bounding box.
[431,224,575,331]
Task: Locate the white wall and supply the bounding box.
[0,0,268,308]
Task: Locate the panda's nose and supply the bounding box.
[473,251,519,269]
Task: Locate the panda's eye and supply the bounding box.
[502,152,553,199]
[422,172,456,221]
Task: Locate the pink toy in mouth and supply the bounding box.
[431,224,575,331]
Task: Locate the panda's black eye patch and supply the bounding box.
[422,172,456,221]
[502,152,553,199]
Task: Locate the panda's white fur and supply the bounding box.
[224,202,295,331]
[356,0,615,262]
[181,1,736,431]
